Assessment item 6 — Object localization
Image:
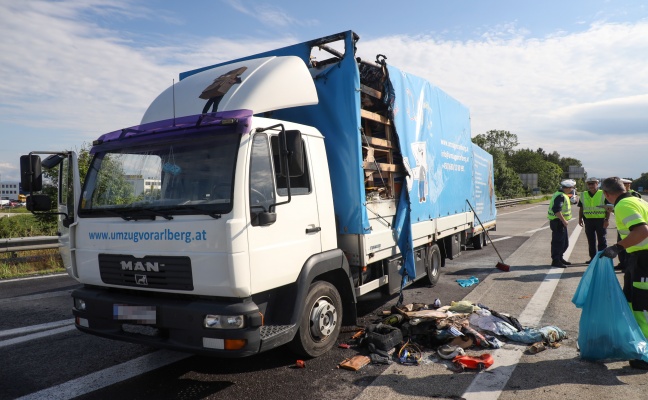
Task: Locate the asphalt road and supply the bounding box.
[1,202,645,399]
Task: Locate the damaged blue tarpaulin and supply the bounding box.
[572,253,648,362]
[394,187,415,281]
[387,65,474,281]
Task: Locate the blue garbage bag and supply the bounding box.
[572,252,648,361]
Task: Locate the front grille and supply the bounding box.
[98,254,193,291]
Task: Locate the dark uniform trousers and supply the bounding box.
[550,219,569,262]
[623,250,648,338]
[583,218,607,259]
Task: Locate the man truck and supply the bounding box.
[21,31,496,358]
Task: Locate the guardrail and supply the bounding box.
[0,236,60,253]
[495,196,545,208]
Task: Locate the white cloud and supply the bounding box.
[554,94,648,135]
[222,0,318,28]
[357,21,648,178]
[0,1,293,181]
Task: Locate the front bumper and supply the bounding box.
[71,286,264,357]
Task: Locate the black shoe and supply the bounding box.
[551,261,567,268]
[614,264,625,271]
[629,359,648,370]
[561,259,572,265]
[585,259,592,264]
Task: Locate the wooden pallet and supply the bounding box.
[359,80,402,200]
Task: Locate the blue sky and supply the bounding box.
[1,0,648,185]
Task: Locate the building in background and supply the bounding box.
[124,175,161,197]
[0,180,21,200]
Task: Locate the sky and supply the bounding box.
[1,0,647,185]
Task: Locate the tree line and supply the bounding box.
[472,130,646,198]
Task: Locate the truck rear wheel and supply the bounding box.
[472,233,483,249]
[425,244,442,287]
[290,281,342,358]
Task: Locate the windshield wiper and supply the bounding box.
[98,208,167,221]
[99,209,141,221]
[178,206,222,219]
[137,208,174,220]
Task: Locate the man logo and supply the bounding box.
[135,275,148,285]
[120,260,162,272]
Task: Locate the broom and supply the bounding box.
[466,199,510,272]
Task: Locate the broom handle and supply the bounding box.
[466,199,505,264]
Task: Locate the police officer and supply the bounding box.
[622,178,642,199]
[548,179,575,268]
[601,177,648,370]
[578,177,610,263]
[617,178,643,270]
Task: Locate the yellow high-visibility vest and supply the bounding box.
[548,191,572,221]
[582,190,606,219]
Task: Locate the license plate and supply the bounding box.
[113,304,156,324]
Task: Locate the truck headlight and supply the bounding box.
[204,314,245,329]
[74,298,86,311]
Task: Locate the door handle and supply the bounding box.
[306,226,322,234]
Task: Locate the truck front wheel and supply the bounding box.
[290,281,342,358]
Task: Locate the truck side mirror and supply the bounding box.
[26,194,52,212]
[257,211,277,226]
[278,130,304,177]
[20,155,43,192]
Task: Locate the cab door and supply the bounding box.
[58,152,80,277]
[246,132,321,293]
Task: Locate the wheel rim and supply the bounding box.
[309,296,338,341]
[429,247,440,277]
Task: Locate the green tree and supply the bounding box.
[492,149,525,198]
[632,173,648,191]
[472,130,519,157]
[509,148,563,193]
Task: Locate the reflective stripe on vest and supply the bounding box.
[582,190,606,219]
[615,197,648,253]
[548,191,572,221]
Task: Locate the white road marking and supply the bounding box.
[0,325,77,348]
[16,350,191,400]
[461,224,582,400]
[0,319,74,339]
[490,236,512,242]
[0,273,67,284]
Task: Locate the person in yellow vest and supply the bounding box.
[578,177,610,263]
[548,179,575,268]
[601,176,648,370]
[616,178,643,271]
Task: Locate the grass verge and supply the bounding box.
[0,248,65,280]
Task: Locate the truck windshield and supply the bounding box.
[79,131,240,218]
